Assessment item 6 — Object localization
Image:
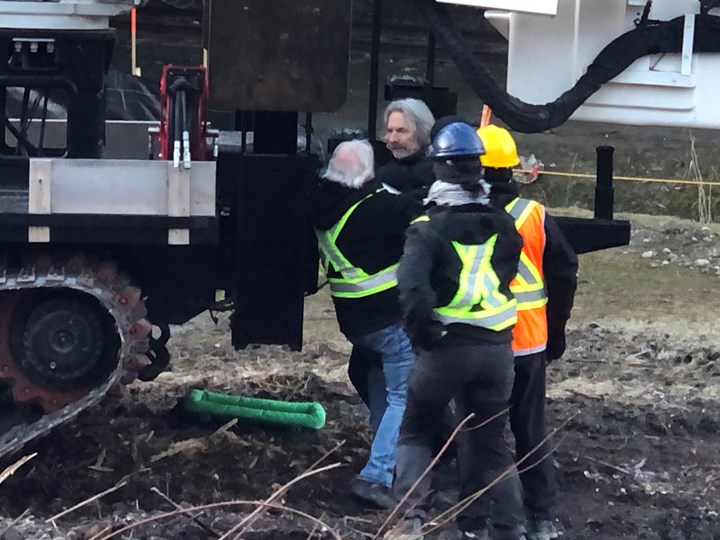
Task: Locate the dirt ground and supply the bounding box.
[2,4,720,537]
[0,214,719,540]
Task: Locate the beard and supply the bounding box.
[388,144,420,160]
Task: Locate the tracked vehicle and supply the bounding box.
[2,0,716,458]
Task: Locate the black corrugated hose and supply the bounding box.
[416,0,720,133]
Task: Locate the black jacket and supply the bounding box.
[488,182,578,360]
[375,150,435,195]
[310,179,422,339]
[398,203,523,349]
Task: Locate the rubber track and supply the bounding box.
[0,256,150,458]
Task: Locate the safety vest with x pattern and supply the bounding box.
[504,197,549,356]
[315,190,399,299]
[414,215,517,331]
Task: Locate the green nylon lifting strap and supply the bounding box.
[184,389,326,430]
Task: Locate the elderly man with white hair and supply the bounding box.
[376,98,436,194]
[311,139,422,509]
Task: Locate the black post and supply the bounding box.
[234,110,249,153]
[595,146,615,220]
[305,112,313,155]
[254,111,298,154]
[368,0,382,141]
[426,31,436,87]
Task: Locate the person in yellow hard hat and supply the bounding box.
[477,125,578,540]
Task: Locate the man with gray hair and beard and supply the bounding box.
[346,99,437,417]
[376,98,436,194]
[310,139,422,509]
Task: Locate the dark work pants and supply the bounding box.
[348,345,379,407]
[510,351,556,520]
[393,343,525,533]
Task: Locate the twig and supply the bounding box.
[566,389,604,401]
[305,511,327,540]
[460,408,510,433]
[305,519,320,540]
[212,418,238,437]
[702,473,719,496]
[584,456,631,476]
[423,461,520,536]
[627,349,651,360]
[307,439,346,472]
[90,523,114,539]
[91,500,342,540]
[150,487,220,538]
[49,481,127,522]
[0,453,37,486]
[423,413,578,536]
[343,516,375,525]
[219,462,342,540]
[375,408,513,539]
[514,442,562,478]
[118,467,151,486]
[373,412,477,539]
[0,508,30,537]
[223,440,344,539]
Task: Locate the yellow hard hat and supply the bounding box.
[476,125,520,168]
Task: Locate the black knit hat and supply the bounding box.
[430,115,470,142]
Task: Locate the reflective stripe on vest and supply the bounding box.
[315,190,398,299]
[434,234,517,331]
[505,198,548,310]
[504,197,548,356]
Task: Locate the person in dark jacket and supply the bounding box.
[310,139,422,509]
[375,98,436,193]
[477,125,578,540]
[388,123,527,540]
[349,113,471,411]
[347,99,439,415]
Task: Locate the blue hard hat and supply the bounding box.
[429,122,486,160]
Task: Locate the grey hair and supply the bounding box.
[322,139,375,189]
[383,98,435,148]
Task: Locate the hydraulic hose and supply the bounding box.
[415,0,720,133]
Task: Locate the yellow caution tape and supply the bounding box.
[517,169,720,187]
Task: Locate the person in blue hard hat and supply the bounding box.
[387,123,528,540]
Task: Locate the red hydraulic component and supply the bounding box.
[158,64,213,164]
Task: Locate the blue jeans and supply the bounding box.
[351,323,416,487]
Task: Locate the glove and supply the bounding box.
[406,317,445,351]
[545,331,566,363]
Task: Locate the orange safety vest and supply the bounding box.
[505,197,548,356]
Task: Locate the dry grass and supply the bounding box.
[685,133,713,224]
[572,250,720,327]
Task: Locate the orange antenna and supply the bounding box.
[131,8,142,77]
[480,105,492,127]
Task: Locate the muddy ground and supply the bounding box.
[2,3,720,538]
[0,214,719,539]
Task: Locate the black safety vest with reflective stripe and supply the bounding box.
[412,215,517,331]
[315,190,398,299]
